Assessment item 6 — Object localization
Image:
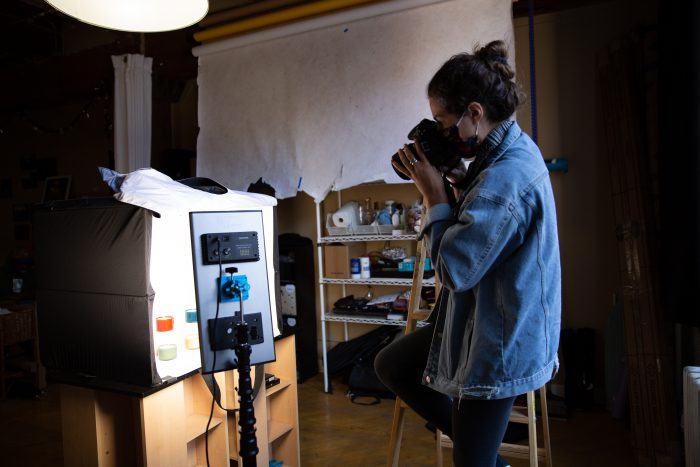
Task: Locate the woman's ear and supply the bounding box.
[467,102,484,122]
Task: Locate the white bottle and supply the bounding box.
[359,257,371,279]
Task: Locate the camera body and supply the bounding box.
[391,119,459,180]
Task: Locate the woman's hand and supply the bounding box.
[393,139,449,208]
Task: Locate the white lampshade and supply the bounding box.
[45,0,209,33]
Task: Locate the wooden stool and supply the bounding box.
[436,385,553,467]
[386,240,435,467]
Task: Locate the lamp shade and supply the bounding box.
[45,0,209,33]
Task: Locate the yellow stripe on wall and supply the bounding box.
[194,0,382,43]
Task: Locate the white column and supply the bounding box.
[112,54,153,173]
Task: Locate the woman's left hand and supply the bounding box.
[394,139,449,208]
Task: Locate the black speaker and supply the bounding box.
[278,233,319,382]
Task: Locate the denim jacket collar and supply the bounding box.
[455,120,520,211]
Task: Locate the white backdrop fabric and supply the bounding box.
[195,0,514,201]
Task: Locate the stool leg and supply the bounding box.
[539,386,553,467]
[436,429,443,467]
[527,390,538,467]
[387,398,406,467]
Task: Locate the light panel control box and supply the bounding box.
[201,231,260,265]
[190,210,276,374]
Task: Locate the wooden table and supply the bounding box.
[56,370,229,467]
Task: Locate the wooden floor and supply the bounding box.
[298,375,637,467]
[0,374,636,466]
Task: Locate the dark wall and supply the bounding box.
[0,21,199,299]
[658,2,700,326]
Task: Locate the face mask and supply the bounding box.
[446,117,480,158]
[461,113,480,153]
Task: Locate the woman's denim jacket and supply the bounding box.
[420,122,561,400]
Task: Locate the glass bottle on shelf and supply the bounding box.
[358,197,374,224]
[392,203,403,227]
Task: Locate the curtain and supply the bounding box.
[112,54,153,173]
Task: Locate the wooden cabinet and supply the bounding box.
[227,334,300,467]
[58,335,299,467]
[265,335,300,465]
[59,370,229,467]
[138,372,229,467]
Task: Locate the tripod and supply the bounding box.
[234,320,259,467]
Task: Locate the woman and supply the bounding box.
[375,40,561,467]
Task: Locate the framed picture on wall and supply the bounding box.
[42,175,71,202]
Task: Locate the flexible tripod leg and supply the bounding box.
[235,322,258,467]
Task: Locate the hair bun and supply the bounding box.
[475,40,514,80]
[474,40,509,61]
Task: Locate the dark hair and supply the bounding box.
[427,40,524,122]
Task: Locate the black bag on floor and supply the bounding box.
[326,325,400,404]
[347,351,396,405]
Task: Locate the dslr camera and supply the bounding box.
[391,119,461,180]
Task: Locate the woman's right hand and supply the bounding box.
[395,140,449,209]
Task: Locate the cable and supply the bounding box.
[204,238,228,467]
[238,282,245,322]
[205,237,260,466]
[528,0,538,144]
[205,239,224,467]
[205,239,250,466]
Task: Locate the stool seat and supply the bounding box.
[436,386,553,467]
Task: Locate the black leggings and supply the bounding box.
[375,324,516,467]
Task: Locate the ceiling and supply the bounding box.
[0,0,321,71]
[0,0,608,111]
